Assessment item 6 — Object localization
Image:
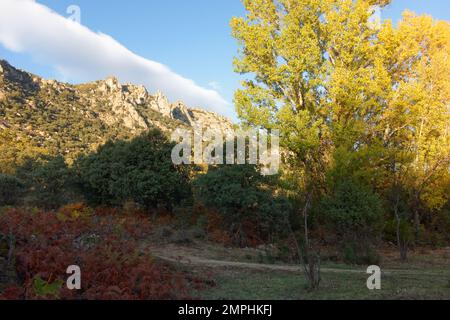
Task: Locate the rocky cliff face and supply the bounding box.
[0,59,234,157]
[85,76,234,134]
[0,59,234,131]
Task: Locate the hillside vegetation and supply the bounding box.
[0,0,449,300]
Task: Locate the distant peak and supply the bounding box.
[0,59,10,67]
[105,76,120,88]
[0,59,12,73]
[0,58,37,88]
[0,59,25,74]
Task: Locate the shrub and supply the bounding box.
[320,178,383,264]
[384,218,415,246]
[321,178,383,237]
[194,164,290,246]
[75,129,192,210]
[0,207,209,300]
[15,155,75,209]
[342,242,381,265]
[416,208,450,248]
[0,174,24,206]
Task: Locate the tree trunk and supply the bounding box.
[413,192,421,243]
[394,194,408,262]
[303,194,311,249]
[396,216,408,262]
[300,193,320,290]
[286,192,320,291]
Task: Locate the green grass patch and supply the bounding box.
[198,266,450,300]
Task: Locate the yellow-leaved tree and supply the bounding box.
[231,0,449,270]
[378,12,450,256]
[231,0,393,289]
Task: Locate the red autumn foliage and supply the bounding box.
[192,205,232,246]
[0,206,208,300]
[0,286,24,300]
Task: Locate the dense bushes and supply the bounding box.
[0,174,24,206]
[0,207,209,300]
[194,164,291,246]
[320,178,383,264]
[75,130,192,209]
[1,124,447,262]
[4,129,192,211]
[0,129,49,175]
[15,155,75,209]
[321,178,383,236]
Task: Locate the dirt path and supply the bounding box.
[149,245,449,277]
[154,253,363,274]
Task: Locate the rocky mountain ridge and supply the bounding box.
[0,59,234,158]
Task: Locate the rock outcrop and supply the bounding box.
[0,59,234,157]
[0,59,233,132]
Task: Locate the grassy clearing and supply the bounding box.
[162,243,450,300]
[197,265,450,300]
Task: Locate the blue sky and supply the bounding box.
[0,0,449,120]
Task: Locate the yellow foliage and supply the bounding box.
[0,128,49,174]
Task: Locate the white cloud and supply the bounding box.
[208,81,222,92]
[0,0,233,118]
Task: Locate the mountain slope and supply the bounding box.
[0,59,234,160]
